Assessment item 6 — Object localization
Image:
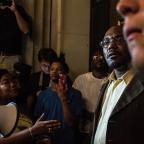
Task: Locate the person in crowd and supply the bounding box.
[35,59,83,144]
[28,48,57,118]
[29,48,58,96]
[73,50,108,144]
[93,25,144,144]
[13,62,32,96]
[116,0,144,73]
[0,68,61,144]
[0,0,31,71]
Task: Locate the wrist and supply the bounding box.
[13,8,18,13]
[28,127,34,139]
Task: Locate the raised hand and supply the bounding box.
[31,114,61,137]
[8,0,17,12]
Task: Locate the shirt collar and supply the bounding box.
[108,69,135,85]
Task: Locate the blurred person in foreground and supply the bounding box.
[116,0,144,74]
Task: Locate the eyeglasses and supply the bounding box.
[99,35,124,48]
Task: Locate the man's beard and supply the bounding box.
[109,62,122,70]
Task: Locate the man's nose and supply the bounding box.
[116,0,138,18]
[107,40,117,50]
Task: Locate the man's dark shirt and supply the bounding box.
[29,72,50,94]
[0,5,30,54]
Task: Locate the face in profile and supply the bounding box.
[10,77,21,98]
[50,62,64,82]
[116,0,144,72]
[102,26,130,69]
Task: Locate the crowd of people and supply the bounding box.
[1,0,144,144]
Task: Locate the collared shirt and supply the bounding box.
[94,69,134,144]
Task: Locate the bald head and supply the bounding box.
[102,25,131,70]
[105,25,123,37]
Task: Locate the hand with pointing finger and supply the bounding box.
[30,113,61,137]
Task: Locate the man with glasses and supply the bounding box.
[92,25,144,144]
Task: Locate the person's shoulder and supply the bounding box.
[67,87,82,99]
[76,72,90,79]
[73,72,90,84]
[39,88,60,99]
[39,87,51,95]
[31,71,41,77]
[69,86,80,92]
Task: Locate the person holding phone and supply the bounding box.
[35,59,83,144]
[0,0,31,71]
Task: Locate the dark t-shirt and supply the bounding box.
[29,71,50,93]
[0,5,30,54]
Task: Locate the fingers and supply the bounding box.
[40,120,61,127]
[35,113,45,124]
[48,127,60,133]
[44,120,61,133]
[46,120,61,128]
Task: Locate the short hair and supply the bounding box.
[38,48,58,64]
[58,53,69,74]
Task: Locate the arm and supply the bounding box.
[0,116,60,144]
[54,83,76,127]
[9,0,30,34]
[0,128,33,144]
